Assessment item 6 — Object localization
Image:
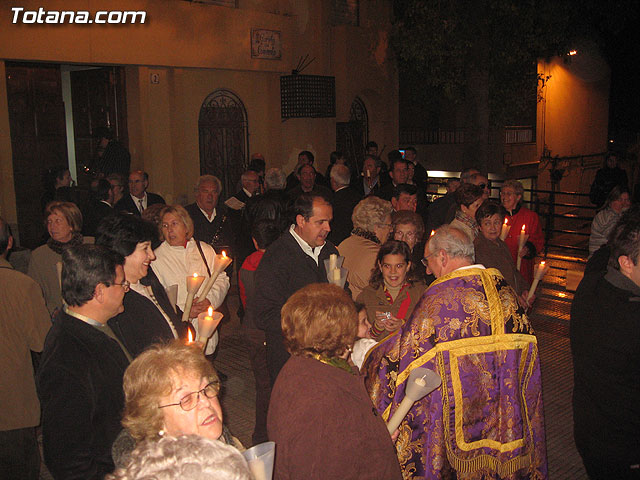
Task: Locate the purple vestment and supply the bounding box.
[363,267,547,479]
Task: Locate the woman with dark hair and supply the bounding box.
[474,200,532,308]
[28,201,85,315]
[268,283,402,480]
[356,240,426,340]
[95,212,187,357]
[589,185,631,256]
[41,167,73,211]
[449,183,484,240]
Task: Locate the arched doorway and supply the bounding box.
[198,90,248,198]
[336,96,369,174]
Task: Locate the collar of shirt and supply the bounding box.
[64,304,103,326]
[335,185,348,193]
[131,192,147,208]
[199,206,217,223]
[289,224,323,265]
[242,187,253,198]
[455,264,486,272]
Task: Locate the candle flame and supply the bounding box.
[540,261,545,266]
[430,230,436,237]
[521,225,526,233]
[504,218,508,226]
[187,330,193,343]
[221,251,227,258]
[207,306,213,316]
[192,273,198,278]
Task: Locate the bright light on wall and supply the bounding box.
[568,50,577,56]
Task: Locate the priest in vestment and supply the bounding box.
[362,225,547,479]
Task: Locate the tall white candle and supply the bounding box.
[527,261,547,301]
[182,274,205,324]
[516,225,528,271]
[198,251,233,300]
[329,254,337,272]
[500,218,511,241]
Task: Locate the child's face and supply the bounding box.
[357,309,372,338]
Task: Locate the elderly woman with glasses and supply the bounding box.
[500,179,544,284]
[268,283,402,479]
[338,196,393,299]
[28,201,86,316]
[152,205,230,356]
[111,341,242,469]
[96,213,187,358]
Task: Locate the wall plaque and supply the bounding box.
[251,29,281,60]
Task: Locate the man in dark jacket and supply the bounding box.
[38,245,130,480]
[571,206,640,479]
[114,171,165,216]
[251,193,338,385]
[328,164,362,245]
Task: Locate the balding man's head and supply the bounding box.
[423,225,475,277]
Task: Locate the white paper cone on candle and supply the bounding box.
[196,306,224,346]
[527,261,548,301]
[199,251,233,300]
[181,274,205,324]
[387,368,441,434]
[329,254,337,272]
[165,284,178,313]
[242,442,275,480]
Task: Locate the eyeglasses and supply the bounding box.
[161,220,183,229]
[421,251,437,267]
[158,381,220,411]
[111,280,131,292]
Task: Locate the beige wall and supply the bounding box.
[1,0,398,215]
[0,62,17,223]
[536,52,610,192]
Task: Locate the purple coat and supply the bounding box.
[363,267,547,479]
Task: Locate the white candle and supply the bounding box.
[181,274,204,324]
[329,254,337,272]
[516,225,528,271]
[500,218,511,241]
[527,261,547,301]
[199,251,233,300]
[332,268,341,283]
[196,307,223,350]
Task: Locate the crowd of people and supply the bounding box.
[1,144,638,480]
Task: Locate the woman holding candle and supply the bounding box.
[448,183,484,241]
[500,179,544,284]
[28,201,85,315]
[338,196,393,299]
[474,200,533,308]
[356,240,426,340]
[268,283,402,480]
[111,341,242,469]
[153,205,230,356]
[96,213,187,357]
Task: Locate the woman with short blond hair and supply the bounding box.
[338,196,393,299]
[112,341,241,469]
[268,283,402,480]
[153,205,230,355]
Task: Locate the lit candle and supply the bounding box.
[197,306,223,347]
[527,261,548,301]
[198,251,233,301]
[500,218,511,241]
[516,225,529,271]
[187,329,194,344]
[181,274,205,324]
[430,230,436,237]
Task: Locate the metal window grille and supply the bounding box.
[280,75,336,119]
